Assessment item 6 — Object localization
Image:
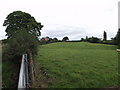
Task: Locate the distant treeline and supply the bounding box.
[1,33,119,47]
[38,35,117,46]
[38,30,120,48]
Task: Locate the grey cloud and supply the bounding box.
[41,24,89,40]
[41,24,115,40]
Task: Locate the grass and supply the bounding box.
[2,61,20,88]
[35,42,118,88]
[2,44,20,88]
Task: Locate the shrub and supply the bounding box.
[5,30,39,63]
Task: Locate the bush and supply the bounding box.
[5,30,39,63]
[85,37,100,43]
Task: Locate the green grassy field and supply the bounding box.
[34,42,118,88]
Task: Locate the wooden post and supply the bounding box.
[29,52,34,86]
[117,49,120,86]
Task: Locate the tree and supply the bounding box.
[111,37,117,45]
[3,11,43,39]
[117,28,120,48]
[53,38,58,42]
[103,31,107,41]
[86,36,100,43]
[5,30,39,63]
[81,38,84,41]
[62,36,69,41]
[2,11,43,63]
[2,39,8,45]
[85,36,88,42]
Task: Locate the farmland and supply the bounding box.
[34,42,118,88]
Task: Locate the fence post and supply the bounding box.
[29,52,34,86]
[24,54,29,88]
[117,49,120,86]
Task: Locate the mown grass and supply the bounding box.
[35,42,118,88]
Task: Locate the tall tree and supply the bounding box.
[117,28,120,48]
[3,11,43,39]
[3,11,43,63]
[62,36,69,41]
[53,38,58,41]
[103,31,107,41]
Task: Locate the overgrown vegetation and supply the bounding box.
[3,11,43,59]
[2,60,20,88]
[6,30,39,63]
[34,42,118,88]
[2,11,43,88]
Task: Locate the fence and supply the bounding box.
[117,49,120,86]
[18,54,29,89]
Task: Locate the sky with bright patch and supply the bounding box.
[0,0,119,40]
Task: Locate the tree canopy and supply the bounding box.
[7,30,39,61]
[82,36,100,43]
[3,11,43,38]
[103,31,107,41]
[117,28,120,48]
[2,11,43,63]
[62,36,69,41]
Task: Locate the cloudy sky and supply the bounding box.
[0,0,119,40]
